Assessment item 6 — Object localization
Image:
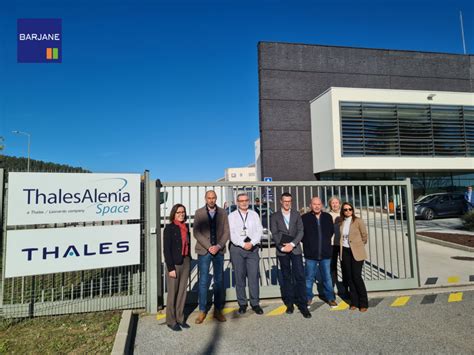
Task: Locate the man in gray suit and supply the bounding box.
[270,192,311,318]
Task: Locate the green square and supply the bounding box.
[53,48,58,60]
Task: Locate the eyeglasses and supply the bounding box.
[343,208,353,212]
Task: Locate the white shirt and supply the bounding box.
[228,209,263,247]
[281,209,291,229]
[281,209,296,247]
[342,217,352,248]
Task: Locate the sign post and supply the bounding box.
[263,177,273,202]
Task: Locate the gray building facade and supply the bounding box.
[258,42,474,190]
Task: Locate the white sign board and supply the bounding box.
[4,224,140,278]
[7,173,141,226]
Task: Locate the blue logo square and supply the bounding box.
[17,19,62,63]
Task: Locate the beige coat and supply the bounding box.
[339,217,368,261]
[193,206,230,255]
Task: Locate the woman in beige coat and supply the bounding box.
[339,202,369,312]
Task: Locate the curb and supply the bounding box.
[112,310,134,355]
[416,234,474,253]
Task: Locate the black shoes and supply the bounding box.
[300,308,312,319]
[252,305,264,315]
[167,323,182,331]
[178,322,190,329]
[285,304,294,314]
[239,305,263,315]
[238,305,247,314]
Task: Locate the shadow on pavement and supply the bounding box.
[199,321,223,355]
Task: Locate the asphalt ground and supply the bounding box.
[134,289,474,354]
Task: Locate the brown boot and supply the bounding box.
[214,310,227,322]
[195,311,207,324]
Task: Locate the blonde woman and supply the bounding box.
[328,196,348,297]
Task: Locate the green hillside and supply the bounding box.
[0,154,90,173]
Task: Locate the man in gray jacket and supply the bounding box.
[193,190,230,324]
[270,192,311,318]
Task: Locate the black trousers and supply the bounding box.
[341,247,368,308]
[278,253,306,310]
[331,245,349,295]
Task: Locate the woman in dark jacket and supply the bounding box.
[164,204,191,331]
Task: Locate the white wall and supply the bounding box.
[310,87,474,174]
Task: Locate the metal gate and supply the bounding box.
[158,179,419,304]
[0,173,420,317]
[0,169,152,318]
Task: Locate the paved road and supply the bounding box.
[416,217,474,235]
[134,289,474,354]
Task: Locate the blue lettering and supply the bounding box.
[96,204,130,216]
[36,190,47,204]
[21,247,38,261]
[23,185,131,206]
[20,241,132,261]
[116,241,129,253]
[63,193,73,203]
[63,245,80,257]
[83,244,96,256]
[23,189,35,204]
[82,189,93,203]
[99,242,113,254]
[98,192,107,202]
[47,193,57,204]
[43,246,59,259]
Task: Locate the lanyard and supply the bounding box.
[238,210,249,230]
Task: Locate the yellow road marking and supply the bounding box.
[221,307,238,315]
[447,276,460,284]
[205,307,238,322]
[448,292,463,303]
[391,296,410,307]
[331,300,349,311]
[156,313,166,320]
[266,305,287,316]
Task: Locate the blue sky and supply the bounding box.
[1,0,473,181]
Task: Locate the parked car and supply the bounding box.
[397,192,465,220]
[226,204,275,247]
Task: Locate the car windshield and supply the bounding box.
[415,195,438,203]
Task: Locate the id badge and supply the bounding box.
[240,230,247,237]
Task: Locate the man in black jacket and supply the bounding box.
[302,197,337,308]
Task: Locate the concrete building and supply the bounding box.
[258,42,474,195]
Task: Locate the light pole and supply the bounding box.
[12,130,31,172]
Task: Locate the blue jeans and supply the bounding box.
[305,258,335,302]
[198,252,224,312]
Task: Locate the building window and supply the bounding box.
[231,173,237,178]
[340,102,474,157]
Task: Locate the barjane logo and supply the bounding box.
[17,18,62,63]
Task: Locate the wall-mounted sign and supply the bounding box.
[7,173,141,226]
[4,224,140,278]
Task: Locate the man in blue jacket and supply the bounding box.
[302,197,338,308]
